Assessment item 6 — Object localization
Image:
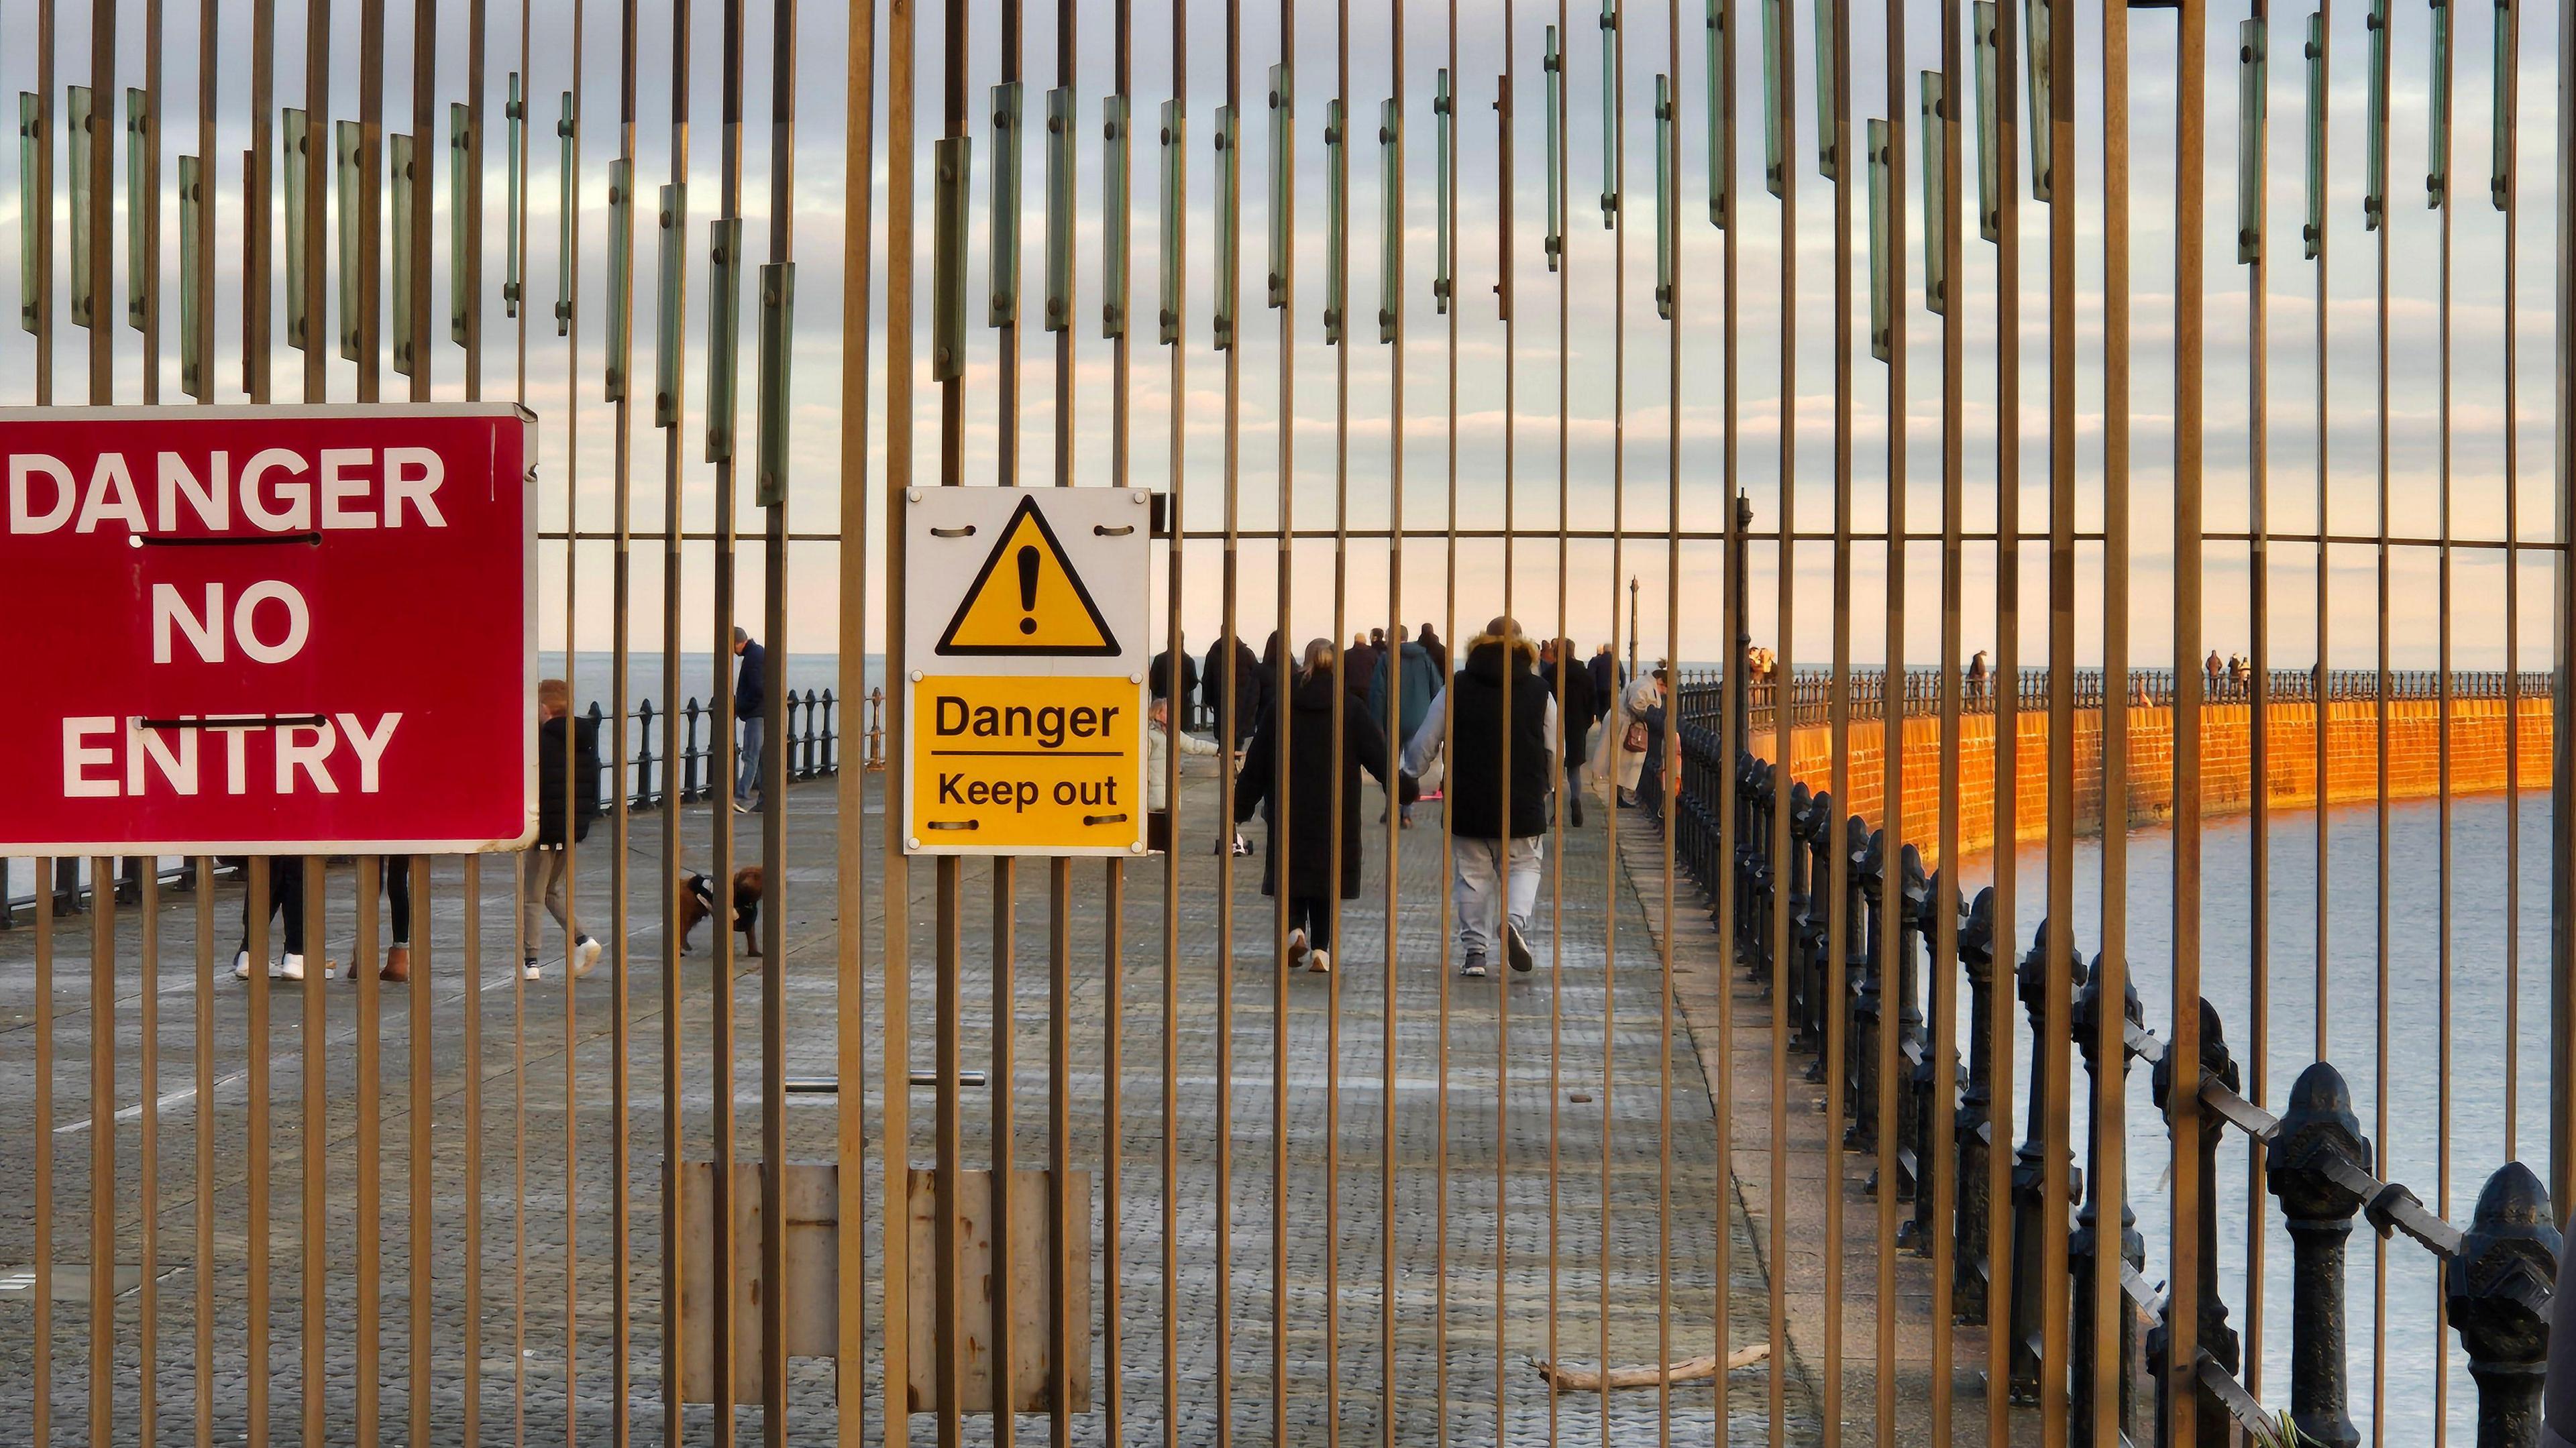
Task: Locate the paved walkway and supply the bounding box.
[0,756,1817,1445]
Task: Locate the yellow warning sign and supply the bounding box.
[935,494,1121,656]
[908,674,1144,852]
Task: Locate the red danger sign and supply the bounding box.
[0,404,538,855]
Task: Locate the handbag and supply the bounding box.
[1621,719,1650,753]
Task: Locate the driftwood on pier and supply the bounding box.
[1529,1342,1772,1392]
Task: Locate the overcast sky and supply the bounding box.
[2,0,2564,669]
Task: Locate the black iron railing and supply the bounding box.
[1656,716,2559,1448]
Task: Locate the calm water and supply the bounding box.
[1957,789,2555,1443]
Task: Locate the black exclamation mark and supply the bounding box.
[1016,545,1040,634]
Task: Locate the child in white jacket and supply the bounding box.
[1146,695,1222,853]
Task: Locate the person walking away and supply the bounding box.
[1232,640,1404,975]
[364,857,415,981]
[527,678,606,981]
[1145,693,1219,852]
[1344,631,1383,710]
[1149,635,1200,730]
[2204,649,2224,699]
[1204,632,1264,750]
[1418,622,1449,678]
[1368,625,1442,826]
[233,856,334,980]
[731,626,767,814]
[1966,649,1990,704]
[1613,667,1666,807]
[1402,618,1558,979]
[1587,644,1618,727]
[1544,638,1597,826]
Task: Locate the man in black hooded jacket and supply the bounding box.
[1399,617,1560,978]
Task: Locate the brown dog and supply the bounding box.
[679,866,764,958]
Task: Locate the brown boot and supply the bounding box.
[380,945,411,983]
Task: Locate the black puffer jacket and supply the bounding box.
[1232,670,1395,900]
[537,712,604,848]
[1444,635,1552,841]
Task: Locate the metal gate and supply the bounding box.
[3,0,2574,1443]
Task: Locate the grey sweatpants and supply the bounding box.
[521,848,585,958]
[1452,834,1545,958]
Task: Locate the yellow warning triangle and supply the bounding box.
[935,494,1122,656]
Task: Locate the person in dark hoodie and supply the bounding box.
[1367,624,1442,826]
[1232,639,1407,975]
[1542,637,1597,826]
[1202,632,1265,749]
[1401,617,1560,978]
[525,677,606,981]
[1417,622,1449,677]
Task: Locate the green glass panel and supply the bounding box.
[392,131,417,375]
[1813,0,1836,180]
[17,93,40,334]
[555,91,574,337]
[706,215,743,461]
[1919,71,1945,313]
[1101,95,1129,338]
[1268,64,1290,311]
[284,109,310,347]
[2364,0,2387,228]
[505,73,523,318]
[179,154,205,395]
[449,103,472,345]
[605,156,633,398]
[1601,0,1620,225]
[1448,66,1466,298]
[2304,11,2324,258]
[935,137,969,376]
[1377,98,1399,344]
[1973,3,1998,241]
[1535,28,1556,259]
[1158,101,1183,345]
[337,119,362,359]
[2024,0,2051,201]
[2426,0,2451,209]
[1867,118,1888,361]
[1214,104,1237,350]
[990,81,1022,328]
[126,89,147,331]
[1761,0,1785,198]
[755,262,794,506]
[2488,0,2511,209]
[2237,18,2264,265]
[1046,85,1075,332]
[656,181,687,427]
[1654,74,1674,320]
[1323,97,1346,343]
[68,86,93,329]
[1705,1,1725,227]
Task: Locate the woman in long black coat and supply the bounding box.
[1545,637,1597,826]
[1232,639,1401,974]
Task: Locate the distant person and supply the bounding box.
[1543,638,1598,827]
[1149,636,1200,720]
[2204,649,2224,698]
[1145,693,1220,854]
[1587,643,1618,726]
[1403,618,1558,979]
[1966,649,1990,703]
[1368,624,1442,826]
[1233,639,1405,976]
[364,857,414,982]
[1203,632,1264,749]
[732,626,767,814]
[1614,667,1668,807]
[1418,622,1449,677]
[1344,630,1383,706]
[2230,654,2252,695]
[527,677,606,981]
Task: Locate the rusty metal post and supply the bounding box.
[2448,1163,2559,1448]
[2266,1060,2369,1448]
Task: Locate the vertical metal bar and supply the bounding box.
[877,0,913,1433]
[2432,0,2458,1431]
[1654,76,1674,320]
[760,0,799,1432]
[2310,0,2332,1067]
[193,856,214,1448]
[1102,1,1131,1435]
[2096,0,2134,1437]
[32,852,53,1448]
[512,8,531,1441]
[90,859,117,1448]
[1157,3,1186,1442]
[2037,0,2077,1427]
[506,71,524,318]
[1824,0,1853,1425]
[1929,0,1963,1429]
[358,856,384,1447]
[1218,2,1242,1440]
[1984,0,2023,1429]
[2553,0,2576,1217]
[2169,3,2212,1446]
[1716,0,1744,1427]
[176,147,205,396]
[600,1,636,1440]
[1377,100,1397,342]
[1878,0,1909,1435]
[1268,62,1290,311]
[1381,0,1406,1433]
[2241,0,2274,1411]
[658,0,696,1439]
[2494,0,2519,1166]
[462,852,483,1447]
[303,854,327,1448]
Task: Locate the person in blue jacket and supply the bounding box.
[1367,624,1442,826]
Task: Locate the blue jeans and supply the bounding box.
[736,716,766,806]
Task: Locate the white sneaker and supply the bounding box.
[574,938,603,978]
[1307,949,1332,974]
[523,960,543,981]
[1284,929,1309,970]
[232,949,252,981]
[275,953,307,981]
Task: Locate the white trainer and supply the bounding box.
[232,950,252,981]
[523,960,543,981]
[574,938,603,978]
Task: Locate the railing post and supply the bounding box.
[1904,863,1954,1250]
[867,685,885,767]
[2072,951,2146,1435]
[2449,1162,2559,1448]
[1748,760,1778,979]
[585,702,611,810]
[2009,917,2082,1400]
[1780,780,1814,1038]
[2265,1059,2368,1448]
[1791,786,1829,1056]
[636,698,659,806]
[1848,828,1889,1152]
[820,687,839,773]
[2149,997,2242,1448]
[1892,842,1930,1205]
[681,695,704,802]
[1953,885,1998,1325]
